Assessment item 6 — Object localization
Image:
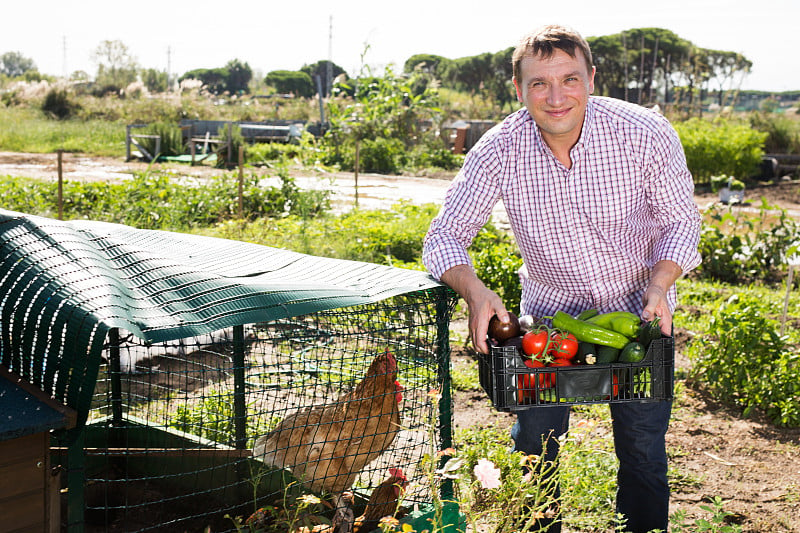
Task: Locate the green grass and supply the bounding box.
[0,106,125,156]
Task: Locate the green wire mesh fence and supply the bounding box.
[0,210,460,533]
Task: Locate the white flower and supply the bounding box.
[473,458,501,490]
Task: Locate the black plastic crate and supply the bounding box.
[477,337,674,411]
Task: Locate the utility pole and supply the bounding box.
[622,32,628,102]
[167,45,172,91]
[327,15,333,97]
[62,36,67,79]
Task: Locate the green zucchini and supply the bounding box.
[596,345,620,363]
[575,308,599,321]
[576,341,598,365]
[619,341,646,363]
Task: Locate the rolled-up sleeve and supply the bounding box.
[423,147,502,280]
[646,119,703,274]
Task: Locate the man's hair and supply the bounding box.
[512,25,594,81]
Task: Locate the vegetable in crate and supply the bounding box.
[638,316,662,346]
[552,311,629,349]
[549,331,578,361]
[619,341,646,363]
[488,312,521,342]
[596,345,620,363]
[521,329,549,359]
[575,341,598,365]
[586,311,642,338]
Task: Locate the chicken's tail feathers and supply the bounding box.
[251,435,279,467]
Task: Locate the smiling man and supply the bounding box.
[423,25,701,533]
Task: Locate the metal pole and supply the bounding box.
[232,325,247,449]
[435,288,455,502]
[108,328,123,425]
[66,428,85,533]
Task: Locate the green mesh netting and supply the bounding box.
[0,209,445,417]
[0,209,461,533]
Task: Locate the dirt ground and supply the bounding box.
[2,152,800,532]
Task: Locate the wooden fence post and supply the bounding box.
[238,146,244,219]
[354,139,360,208]
[57,150,63,221]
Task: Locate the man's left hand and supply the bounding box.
[642,260,684,336]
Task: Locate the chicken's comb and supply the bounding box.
[388,467,406,480]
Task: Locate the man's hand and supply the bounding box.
[440,264,508,354]
[642,260,683,336]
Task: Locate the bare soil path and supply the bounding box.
[2,152,800,532]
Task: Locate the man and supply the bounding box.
[423,25,701,533]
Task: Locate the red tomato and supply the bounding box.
[545,357,572,387]
[605,373,621,400]
[518,358,552,399]
[522,330,549,359]
[549,332,578,360]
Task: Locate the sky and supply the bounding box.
[3,0,798,93]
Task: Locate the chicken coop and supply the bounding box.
[0,209,462,533]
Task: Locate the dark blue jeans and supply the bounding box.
[511,400,672,533]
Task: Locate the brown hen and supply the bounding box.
[352,467,408,533]
[252,350,403,526]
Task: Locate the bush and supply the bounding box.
[409,146,465,171]
[470,226,523,309]
[750,112,800,154]
[210,202,436,268]
[696,201,800,285]
[215,123,245,168]
[0,170,321,229]
[41,88,79,119]
[688,292,800,427]
[674,117,767,183]
[140,121,185,157]
[330,137,407,174]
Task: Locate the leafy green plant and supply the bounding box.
[0,169,327,229]
[670,496,743,533]
[687,292,800,427]
[216,122,245,168]
[171,390,236,444]
[141,121,185,157]
[41,87,80,119]
[750,112,800,154]
[696,201,800,285]
[709,174,744,193]
[674,118,767,184]
[211,201,436,267]
[470,226,523,309]
[323,63,444,174]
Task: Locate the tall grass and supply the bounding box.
[0,107,125,156]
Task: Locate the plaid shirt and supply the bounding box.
[423,96,702,317]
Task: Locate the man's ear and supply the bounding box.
[588,66,596,95]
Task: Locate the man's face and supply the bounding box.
[513,48,595,149]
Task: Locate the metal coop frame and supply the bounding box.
[0,209,462,533]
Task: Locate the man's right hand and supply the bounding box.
[440,264,509,354]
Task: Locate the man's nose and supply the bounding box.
[547,84,565,106]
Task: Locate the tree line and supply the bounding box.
[0,27,756,111]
